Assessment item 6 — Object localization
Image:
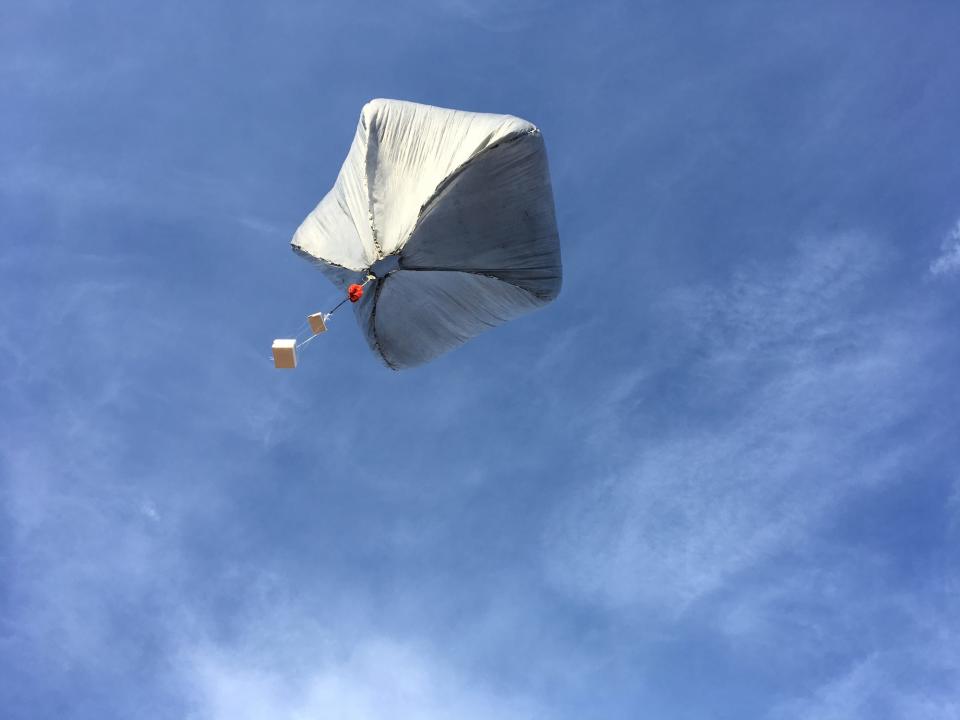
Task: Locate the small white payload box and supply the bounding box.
[272,339,297,369]
[308,312,327,334]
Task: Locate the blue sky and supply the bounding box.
[3,1,960,718]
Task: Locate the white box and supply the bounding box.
[272,339,297,369]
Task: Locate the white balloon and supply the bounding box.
[292,99,562,370]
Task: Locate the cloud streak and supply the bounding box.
[930,220,960,276]
[183,628,544,720]
[544,233,946,612]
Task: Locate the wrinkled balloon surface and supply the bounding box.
[292,99,562,370]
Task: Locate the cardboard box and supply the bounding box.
[272,339,297,369]
[308,312,327,334]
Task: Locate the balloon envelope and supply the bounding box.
[292,99,562,370]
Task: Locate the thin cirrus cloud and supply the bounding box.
[543,232,949,612]
[770,633,960,720]
[930,220,960,276]
[539,230,960,717]
[183,632,544,720]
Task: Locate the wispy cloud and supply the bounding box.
[769,611,960,720]
[0,244,303,696]
[930,220,960,276]
[183,631,543,720]
[543,233,946,613]
[426,0,550,32]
